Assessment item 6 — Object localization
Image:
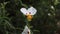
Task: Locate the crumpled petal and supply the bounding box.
[22,25,30,34]
[28,6,37,15]
[20,8,28,15]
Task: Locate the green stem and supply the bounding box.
[19,0,28,8]
[19,0,23,5]
[25,19,30,28]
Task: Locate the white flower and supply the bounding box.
[48,13,51,16]
[22,25,30,34]
[51,6,54,10]
[20,6,37,15]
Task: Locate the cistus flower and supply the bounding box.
[22,25,30,34]
[20,6,37,21]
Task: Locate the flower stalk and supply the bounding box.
[20,6,37,34]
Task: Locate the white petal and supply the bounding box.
[24,26,30,32]
[28,6,37,15]
[22,25,30,34]
[20,8,28,15]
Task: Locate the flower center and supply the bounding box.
[29,12,31,14]
[26,13,32,21]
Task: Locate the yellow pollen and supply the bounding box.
[26,14,33,21]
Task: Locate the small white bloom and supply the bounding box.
[48,13,51,16]
[51,6,54,10]
[20,6,37,15]
[22,25,30,34]
[57,21,60,28]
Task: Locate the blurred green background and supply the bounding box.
[0,0,60,34]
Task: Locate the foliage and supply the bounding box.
[0,0,60,34]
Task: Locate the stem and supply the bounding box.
[25,19,30,28]
[19,0,28,8]
[19,0,23,5]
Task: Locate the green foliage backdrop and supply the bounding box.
[0,0,60,34]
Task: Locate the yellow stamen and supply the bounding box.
[26,14,33,21]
